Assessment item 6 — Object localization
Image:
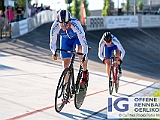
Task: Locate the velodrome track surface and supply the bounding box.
[1,22,160,80]
[0,22,160,120]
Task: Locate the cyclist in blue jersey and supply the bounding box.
[98,32,125,77]
[50,10,89,89]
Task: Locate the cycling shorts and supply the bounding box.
[60,37,81,58]
[104,44,118,60]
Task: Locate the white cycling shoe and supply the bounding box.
[118,71,122,77]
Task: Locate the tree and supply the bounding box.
[124,0,130,15]
[65,0,72,12]
[14,0,26,8]
[138,1,144,11]
[102,0,113,16]
[71,0,81,20]
[83,0,91,16]
[67,5,72,13]
[65,0,72,4]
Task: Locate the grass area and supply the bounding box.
[121,117,159,120]
[151,89,160,97]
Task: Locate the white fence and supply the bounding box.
[11,10,57,38]
[10,12,160,38]
[86,15,160,31]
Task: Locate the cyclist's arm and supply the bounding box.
[71,20,88,55]
[112,36,125,60]
[98,38,105,61]
[50,21,60,54]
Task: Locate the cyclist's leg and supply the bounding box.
[77,45,88,71]
[103,45,114,77]
[74,39,89,86]
[60,37,73,83]
[114,50,120,64]
[78,49,89,83]
[114,49,122,77]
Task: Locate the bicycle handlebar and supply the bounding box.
[54,48,88,63]
[54,48,83,56]
[110,56,120,59]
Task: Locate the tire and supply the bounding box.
[109,66,114,95]
[115,68,119,93]
[115,79,119,93]
[55,68,71,112]
[74,69,85,109]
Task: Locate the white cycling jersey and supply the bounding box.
[98,33,125,61]
[50,18,88,55]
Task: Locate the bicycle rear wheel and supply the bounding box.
[55,68,71,112]
[74,69,86,109]
[109,66,114,95]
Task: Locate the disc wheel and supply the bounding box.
[74,70,86,109]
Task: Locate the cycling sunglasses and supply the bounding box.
[105,40,112,43]
[59,21,70,27]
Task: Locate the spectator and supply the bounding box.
[37,3,44,13]
[45,6,50,10]
[31,4,36,17]
[27,3,32,17]
[6,6,14,23]
[0,10,5,22]
[15,3,24,21]
[0,10,5,38]
[35,3,38,13]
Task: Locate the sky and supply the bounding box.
[31,0,125,10]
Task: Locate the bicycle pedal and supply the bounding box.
[66,99,70,104]
[71,89,75,94]
[62,99,70,104]
[71,94,75,98]
[75,89,79,94]
[79,87,87,91]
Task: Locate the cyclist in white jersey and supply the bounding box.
[98,32,125,77]
[50,10,89,89]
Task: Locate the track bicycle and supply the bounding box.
[54,48,88,112]
[108,55,120,95]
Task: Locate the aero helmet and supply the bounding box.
[57,10,71,24]
[103,32,112,42]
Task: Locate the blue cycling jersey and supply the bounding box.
[50,18,88,55]
[98,33,125,61]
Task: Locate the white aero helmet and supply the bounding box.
[57,10,71,25]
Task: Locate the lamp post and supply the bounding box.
[134,0,136,15]
[149,0,152,14]
[51,1,60,12]
[26,0,28,18]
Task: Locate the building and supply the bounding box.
[125,0,160,13]
[90,10,102,16]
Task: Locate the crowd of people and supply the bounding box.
[26,3,45,18]
[0,2,50,25]
[0,2,51,38]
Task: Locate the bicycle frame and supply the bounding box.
[109,55,120,95]
[55,48,84,88]
[111,56,118,83]
[54,48,87,112]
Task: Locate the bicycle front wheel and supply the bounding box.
[115,68,119,93]
[109,66,114,95]
[55,68,71,112]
